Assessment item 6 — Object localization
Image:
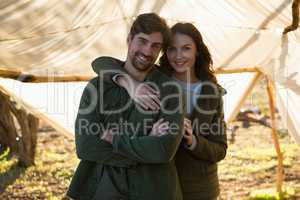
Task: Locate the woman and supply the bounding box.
[93,23,227,200]
[159,23,227,200]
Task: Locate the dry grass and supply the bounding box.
[0,131,78,199]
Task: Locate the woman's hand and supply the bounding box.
[116,75,161,110]
[183,118,193,146]
[149,118,169,137]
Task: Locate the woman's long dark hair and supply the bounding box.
[159,23,217,83]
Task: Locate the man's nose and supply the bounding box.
[142,44,153,56]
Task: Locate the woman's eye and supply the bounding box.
[168,47,176,52]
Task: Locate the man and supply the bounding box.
[67,13,185,200]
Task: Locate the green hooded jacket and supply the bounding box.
[67,57,185,200]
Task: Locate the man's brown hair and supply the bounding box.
[129,13,170,51]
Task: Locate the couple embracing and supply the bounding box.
[67,13,227,200]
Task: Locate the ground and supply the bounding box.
[1,123,299,200]
[1,79,300,199]
[219,122,300,199]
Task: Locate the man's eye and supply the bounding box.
[153,44,162,50]
[139,39,147,45]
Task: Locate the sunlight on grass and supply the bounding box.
[220,138,299,175]
[0,147,9,160]
[0,156,18,174]
[0,132,78,199]
[249,186,296,200]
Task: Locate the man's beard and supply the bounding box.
[131,52,155,71]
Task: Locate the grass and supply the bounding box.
[249,187,296,200]
[218,122,300,199]
[217,79,300,199]
[0,131,78,199]
[1,124,299,200]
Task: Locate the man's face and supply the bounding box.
[127,32,163,71]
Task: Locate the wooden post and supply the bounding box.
[0,86,39,166]
[215,67,259,74]
[266,77,284,193]
[283,0,300,34]
[0,68,93,82]
[0,66,259,83]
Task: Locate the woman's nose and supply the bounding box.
[176,50,183,59]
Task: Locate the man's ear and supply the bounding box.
[127,33,132,44]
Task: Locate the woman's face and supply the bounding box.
[167,33,197,74]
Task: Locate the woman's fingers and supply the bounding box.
[183,120,188,127]
[148,94,161,109]
[136,98,149,110]
[145,84,160,96]
[128,81,161,111]
[137,94,160,110]
[135,84,160,110]
[184,119,193,136]
[184,121,190,129]
[184,118,191,124]
[144,92,160,110]
[146,95,160,110]
[185,123,193,133]
[185,128,192,136]
[183,131,193,146]
[183,133,190,139]
[183,118,194,145]
[184,118,192,128]
[145,85,161,108]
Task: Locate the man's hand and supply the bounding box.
[100,130,114,144]
[149,118,169,137]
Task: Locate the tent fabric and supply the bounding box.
[1,0,299,75]
[0,0,299,145]
[217,72,258,121]
[0,78,86,134]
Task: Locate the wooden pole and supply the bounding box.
[0,68,93,82]
[266,77,284,194]
[283,0,300,34]
[227,72,262,122]
[215,67,259,74]
[1,66,259,83]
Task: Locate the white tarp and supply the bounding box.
[0,78,86,133]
